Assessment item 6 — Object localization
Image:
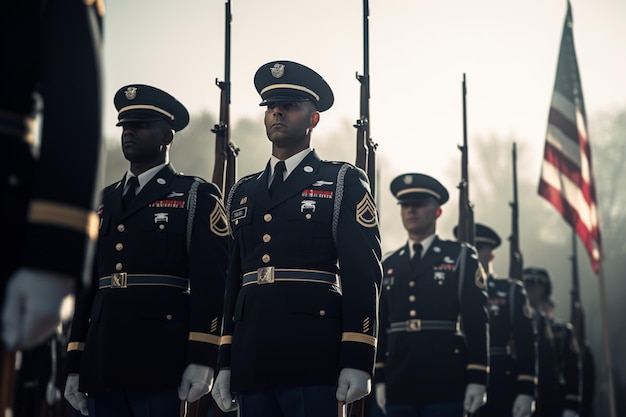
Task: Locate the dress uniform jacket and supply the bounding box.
[534,312,581,416]
[374,237,489,404]
[480,274,537,417]
[66,164,230,393]
[218,150,382,392]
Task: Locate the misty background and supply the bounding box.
[99,103,625,416]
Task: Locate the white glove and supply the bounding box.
[64,374,88,416]
[512,393,535,417]
[463,383,486,414]
[374,382,386,414]
[2,267,74,350]
[336,368,371,404]
[178,364,214,403]
[211,369,238,412]
[562,409,579,417]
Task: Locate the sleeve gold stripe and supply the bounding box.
[466,364,489,372]
[517,374,538,383]
[29,200,99,240]
[188,332,220,345]
[341,332,376,346]
[374,363,385,369]
[67,342,85,352]
[220,335,232,346]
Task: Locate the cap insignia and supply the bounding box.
[124,87,138,100]
[403,175,413,184]
[271,63,285,78]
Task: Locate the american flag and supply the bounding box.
[538,1,602,273]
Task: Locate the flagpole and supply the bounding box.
[596,263,616,417]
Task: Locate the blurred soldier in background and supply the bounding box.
[63,84,230,417]
[1,1,105,416]
[523,267,581,417]
[373,173,489,417]
[211,60,382,417]
[454,223,537,417]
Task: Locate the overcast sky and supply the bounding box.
[102,0,625,186]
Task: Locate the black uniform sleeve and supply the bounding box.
[460,245,489,386]
[186,182,230,367]
[19,1,104,286]
[511,281,538,397]
[335,166,382,375]
[562,323,582,411]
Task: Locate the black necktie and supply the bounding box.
[123,176,139,209]
[269,161,286,197]
[411,243,423,271]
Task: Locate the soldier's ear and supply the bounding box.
[435,206,442,218]
[309,111,320,128]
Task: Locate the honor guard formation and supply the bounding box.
[0,8,595,416]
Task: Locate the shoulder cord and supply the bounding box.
[332,164,351,246]
[186,180,200,253]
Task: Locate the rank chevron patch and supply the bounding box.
[210,203,230,237]
[356,194,378,228]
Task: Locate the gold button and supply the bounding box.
[115,243,123,251]
[262,254,270,263]
[319,310,326,317]
[159,224,165,230]
[409,295,416,302]
[166,314,173,320]
[305,213,312,219]
[115,263,123,271]
[438,281,444,286]
[409,281,415,287]
[117,224,125,232]
[262,234,271,243]
[454,348,460,354]
[264,213,272,222]
[235,220,239,225]
[409,310,416,317]
[386,285,391,291]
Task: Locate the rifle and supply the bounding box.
[354,0,377,198]
[185,3,237,417]
[456,73,475,245]
[508,142,523,280]
[211,0,239,197]
[349,3,374,416]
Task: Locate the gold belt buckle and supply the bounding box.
[257,267,275,284]
[407,319,422,331]
[111,272,128,288]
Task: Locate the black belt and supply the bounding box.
[389,319,459,333]
[99,273,189,290]
[489,346,511,356]
[243,267,337,286]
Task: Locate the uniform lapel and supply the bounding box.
[415,236,443,276]
[254,151,323,210]
[123,165,177,215]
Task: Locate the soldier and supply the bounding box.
[454,223,537,417]
[522,267,581,417]
[373,173,489,417]
[63,84,230,417]
[211,60,382,417]
[1,1,104,416]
